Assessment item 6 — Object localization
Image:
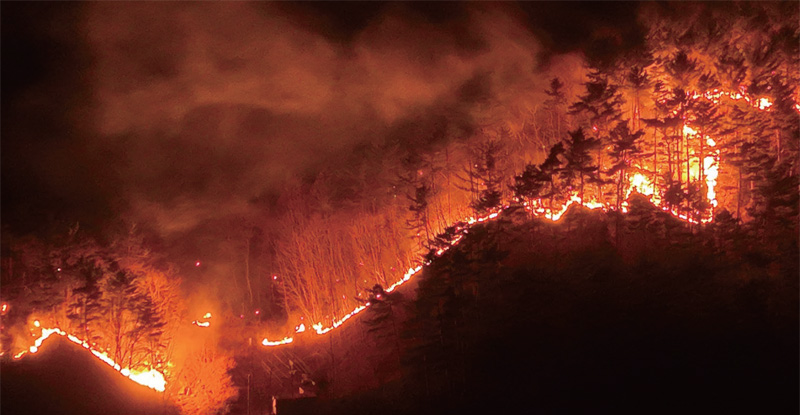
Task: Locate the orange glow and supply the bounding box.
[256,85,786,349]
[14,325,166,392]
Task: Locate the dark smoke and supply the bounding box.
[2,2,640,294]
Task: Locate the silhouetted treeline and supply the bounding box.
[331,201,798,414]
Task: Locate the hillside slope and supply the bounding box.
[265,204,798,415]
[1,337,179,415]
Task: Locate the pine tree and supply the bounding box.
[460,140,506,215]
[407,181,431,249]
[561,128,601,204]
[511,163,545,206]
[607,121,646,209]
[67,258,105,346]
[544,77,568,145]
[569,68,625,203]
[539,142,566,214]
[623,65,652,131]
[100,268,142,365]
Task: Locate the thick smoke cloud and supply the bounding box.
[81,2,550,238]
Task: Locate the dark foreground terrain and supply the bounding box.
[268,207,799,415]
[1,337,178,415]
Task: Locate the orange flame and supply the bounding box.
[257,85,786,349]
[13,325,167,392]
[191,312,213,328]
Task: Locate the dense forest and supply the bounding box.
[1,2,797,414]
[363,202,798,413]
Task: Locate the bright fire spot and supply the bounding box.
[629,173,656,197]
[14,326,166,392]
[255,310,260,315]
[195,261,201,267]
[272,275,278,280]
[128,369,167,392]
[33,320,40,328]
[262,336,293,346]
[295,323,306,333]
[704,137,719,208]
[192,312,213,327]
[756,98,772,110]
[1,303,7,313]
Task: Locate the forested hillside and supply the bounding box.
[1,3,796,414]
[305,202,798,414]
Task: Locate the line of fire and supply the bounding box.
[2,3,797,415]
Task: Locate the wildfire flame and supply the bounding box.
[192,311,213,327]
[262,337,293,346]
[13,326,167,392]
[258,86,764,348]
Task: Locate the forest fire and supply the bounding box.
[258,76,788,346]
[12,325,167,392]
[261,336,293,347]
[1,2,796,414]
[259,173,696,348]
[192,312,213,327]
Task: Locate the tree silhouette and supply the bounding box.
[607,121,646,209]
[561,128,601,204]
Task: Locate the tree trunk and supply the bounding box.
[736,168,742,219]
[653,126,660,195]
[685,126,691,188]
[245,238,254,305]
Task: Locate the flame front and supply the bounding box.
[13,326,167,392]
[257,86,775,348]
